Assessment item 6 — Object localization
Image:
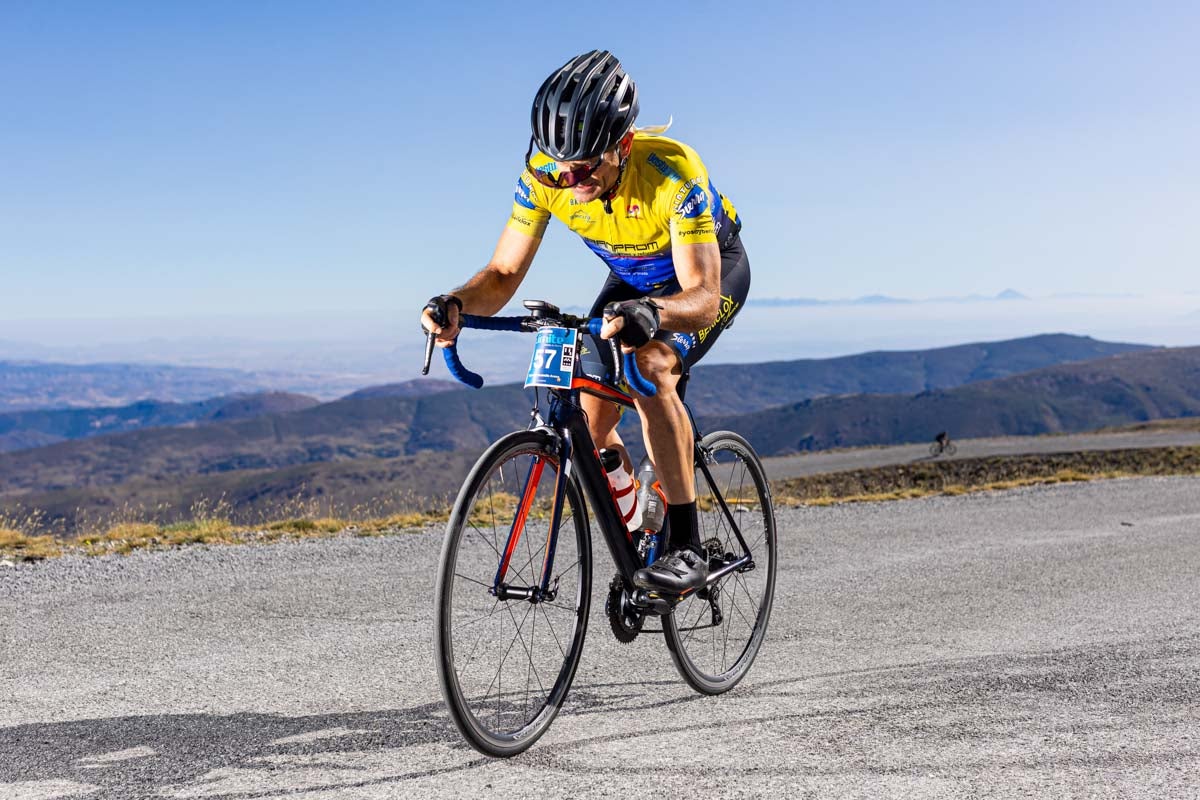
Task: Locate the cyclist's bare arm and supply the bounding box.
[658,240,721,331]
[600,240,721,345]
[422,227,541,347]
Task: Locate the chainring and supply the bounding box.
[606,574,644,643]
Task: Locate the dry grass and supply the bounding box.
[0,527,62,560]
[788,468,1120,507]
[4,446,1199,564]
[0,511,449,563]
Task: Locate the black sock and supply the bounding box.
[666,501,700,554]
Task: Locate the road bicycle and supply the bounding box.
[929,437,958,457]
[423,300,777,756]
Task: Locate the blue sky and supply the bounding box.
[3,1,1198,323]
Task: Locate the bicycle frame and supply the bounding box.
[492,382,755,605]
[427,302,756,605]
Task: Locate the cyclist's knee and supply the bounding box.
[633,342,681,395]
[581,392,621,435]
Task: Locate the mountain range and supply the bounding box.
[0,392,320,453]
[700,346,1200,455]
[0,333,1183,533]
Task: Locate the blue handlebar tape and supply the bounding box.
[623,351,657,397]
[442,343,485,389]
[459,314,525,332]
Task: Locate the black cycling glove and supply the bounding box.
[603,298,662,348]
[423,294,463,328]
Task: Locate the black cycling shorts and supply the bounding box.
[579,235,750,385]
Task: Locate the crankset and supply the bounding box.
[606,574,645,643]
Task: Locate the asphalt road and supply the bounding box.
[761,428,1200,479]
[2,477,1199,798]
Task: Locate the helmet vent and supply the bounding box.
[529,50,639,162]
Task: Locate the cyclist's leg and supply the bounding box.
[580,274,641,472]
[631,344,692,505]
[638,234,752,509]
[631,238,751,592]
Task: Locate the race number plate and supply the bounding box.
[524,327,577,389]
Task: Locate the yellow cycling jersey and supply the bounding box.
[507,132,742,293]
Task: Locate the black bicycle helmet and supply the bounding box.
[531,50,639,162]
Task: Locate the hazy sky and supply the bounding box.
[3,1,1198,324]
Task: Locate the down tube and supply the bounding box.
[558,412,644,579]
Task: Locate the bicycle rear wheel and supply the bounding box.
[434,430,591,756]
[663,430,777,694]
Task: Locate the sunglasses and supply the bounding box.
[524,138,605,189]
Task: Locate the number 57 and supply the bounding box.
[538,348,557,369]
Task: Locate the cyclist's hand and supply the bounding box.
[421,294,463,349]
[601,298,661,352]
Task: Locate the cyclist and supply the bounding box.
[421,50,750,597]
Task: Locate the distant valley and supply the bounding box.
[0,333,1186,533]
[0,361,462,413]
[0,392,320,453]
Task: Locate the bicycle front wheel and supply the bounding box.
[944,442,958,456]
[663,431,777,695]
[434,430,591,757]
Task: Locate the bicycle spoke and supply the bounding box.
[480,601,533,709]
[503,595,547,699]
[456,598,502,684]
[680,597,710,648]
[538,604,567,658]
[734,572,762,620]
[454,572,493,590]
[539,600,578,614]
[526,598,537,722]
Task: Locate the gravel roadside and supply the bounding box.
[2,477,1199,799]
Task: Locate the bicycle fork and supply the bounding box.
[491,434,573,603]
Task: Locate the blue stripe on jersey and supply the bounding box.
[709,179,735,241]
[582,239,676,292]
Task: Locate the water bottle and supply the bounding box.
[635,456,666,533]
[600,449,640,532]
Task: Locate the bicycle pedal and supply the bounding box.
[632,588,678,616]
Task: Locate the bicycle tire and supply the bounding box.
[944,442,958,456]
[663,430,777,695]
[929,442,943,457]
[434,429,591,757]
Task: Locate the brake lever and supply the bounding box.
[421,329,436,375]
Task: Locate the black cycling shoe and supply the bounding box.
[632,548,708,595]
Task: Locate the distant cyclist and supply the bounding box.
[931,431,957,457]
[420,50,750,596]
